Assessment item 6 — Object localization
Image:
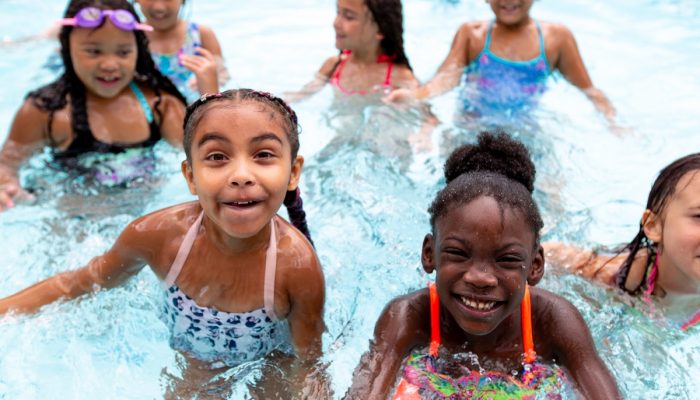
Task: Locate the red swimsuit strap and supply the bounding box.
[427,282,536,362]
[330,50,394,95]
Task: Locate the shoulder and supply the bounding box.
[391,65,419,89]
[457,21,488,39]
[317,55,341,79]
[8,98,50,144]
[276,216,324,283]
[540,21,576,47]
[530,288,593,354]
[196,23,221,49]
[374,289,431,348]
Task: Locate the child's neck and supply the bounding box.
[440,308,521,352]
[149,19,183,38]
[202,217,272,255]
[348,43,382,64]
[495,16,533,32]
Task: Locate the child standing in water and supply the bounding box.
[0,89,325,385]
[135,0,230,102]
[344,132,620,399]
[387,0,617,123]
[286,0,418,102]
[545,153,700,331]
[0,0,186,211]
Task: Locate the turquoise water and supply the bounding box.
[0,0,699,398]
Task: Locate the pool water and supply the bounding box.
[1,0,699,398]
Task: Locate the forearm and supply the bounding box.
[583,87,616,122]
[415,64,463,101]
[0,270,94,314]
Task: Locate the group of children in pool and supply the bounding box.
[0,0,697,398]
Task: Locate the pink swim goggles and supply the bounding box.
[59,7,153,32]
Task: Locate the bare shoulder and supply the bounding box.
[318,55,341,79]
[275,216,320,274]
[391,65,418,89]
[197,23,222,53]
[375,289,430,346]
[7,98,50,144]
[540,21,575,47]
[530,287,592,352]
[458,21,488,40]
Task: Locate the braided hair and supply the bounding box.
[27,0,186,146]
[615,152,700,293]
[429,131,543,247]
[365,0,412,70]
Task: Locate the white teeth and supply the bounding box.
[461,297,496,311]
[232,201,253,205]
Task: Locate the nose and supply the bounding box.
[333,14,341,32]
[462,264,498,289]
[228,160,255,187]
[98,55,119,72]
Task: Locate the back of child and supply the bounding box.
[344,132,620,399]
[545,152,700,331]
[135,0,230,102]
[286,0,417,102]
[0,0,187,210]
[0,89,325,380]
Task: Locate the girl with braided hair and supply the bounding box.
[0,0,187,211]
[344,131,619,400]
[0,89,326,393]
[545,153,700,331]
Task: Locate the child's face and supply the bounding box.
[136,0,182,31]
[183,101,303,239]
[422,196,544,336]
[488,0,534,26]
[649,171,700,291]
[334,0,382,51]
[69,22,138,99]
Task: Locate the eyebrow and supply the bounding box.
[197,132,230,147]
[250,132,283,145]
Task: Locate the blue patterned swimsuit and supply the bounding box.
[161,212,291,367]
[461,20,550,117]
[151,22,202,103]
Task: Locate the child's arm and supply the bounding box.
[543,242,622,286]
[541,291,621,399]
[180,25,225,95]
[156,94,186,147]
[550,24,617,123]
[0,216,155,314]
[0,100,49,211]
[343,292,428,399]
[386,23,474,103]
[284,56,339,103]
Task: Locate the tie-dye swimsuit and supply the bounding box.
[461,20,550,117]
[393,284,565,400]
[151,22,202,103]
[161,212,290,367]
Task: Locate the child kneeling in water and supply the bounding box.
[344,132,620,399]
[0,89,325,377]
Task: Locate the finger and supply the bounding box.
[193,46,215,61]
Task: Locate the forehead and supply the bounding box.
[669,170,700,207]
[69,23,137,45]
[436,196,534,246]
[338,0,368,12]
[192,102,289,143]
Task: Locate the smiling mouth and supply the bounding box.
[501,4,520,12]
[97,77,120,85]
[459,296,502,312]
[224,200,261,208]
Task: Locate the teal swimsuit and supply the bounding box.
[151,22,202,103]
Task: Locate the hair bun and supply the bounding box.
[444,131,535,193]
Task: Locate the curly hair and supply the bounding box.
[27,0,186,146]
[183,89,301,163]
[615,152,700,293]
[429,131,543,245]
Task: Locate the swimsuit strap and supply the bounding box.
[428,282,441,357]
[534,20,546,60]
[427,282,536,362]
[330,50,351,85]
[383,61,393,87]
[263,218,279,321]
[187,21,202,48]
[521,285,536,363]
[164,211,204,287]
[484,20,495,52]
[129,82,154,124]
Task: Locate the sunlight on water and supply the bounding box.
[0,0,699,398]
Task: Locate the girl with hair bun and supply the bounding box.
[344,131,620,400]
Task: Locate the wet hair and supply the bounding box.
[183,89,300,163]
[616,152,700,293]
[365,0,412,70]
[428,131,543,247]
[26,0,186,145]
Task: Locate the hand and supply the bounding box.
[382,87,418,105]
[0,178,34,212]
[179,47,219,95]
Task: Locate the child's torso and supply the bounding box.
[149,21,202,102]
[330,50,394,96]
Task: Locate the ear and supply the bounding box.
[422,234,436,274]
[287,155,304,191]
[642,209,662,243]
[527,245,545,286]
[181,160,197,195]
